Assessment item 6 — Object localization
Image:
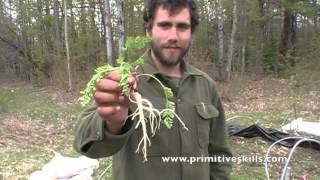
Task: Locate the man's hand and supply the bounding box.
[94,71,137,134]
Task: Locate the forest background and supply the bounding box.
[2,0,320,87]
[0,0,319,179]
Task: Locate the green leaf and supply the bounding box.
[79,64,115,106]
[136,58,145,66]
[162,109,174,129]
[116,57,125,65]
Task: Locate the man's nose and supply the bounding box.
[168,27,178,41]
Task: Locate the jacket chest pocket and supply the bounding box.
[195,103,219,148]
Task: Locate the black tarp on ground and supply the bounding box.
[228,124,320,151]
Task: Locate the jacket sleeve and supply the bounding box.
[209,95,233,180]
[73,106,135,158]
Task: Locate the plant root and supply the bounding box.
[129,92,188,162]
[129,92,161,162]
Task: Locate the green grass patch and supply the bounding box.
[227,110,292,129]
[0,89,82,122]
[231,166,269,180]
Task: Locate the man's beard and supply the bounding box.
[151,41,190,67]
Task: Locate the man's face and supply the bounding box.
[149,5,192,67]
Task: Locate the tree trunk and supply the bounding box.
[68,1,77,45]
[0,0,4,17]
[53,0,61,60]
[99,0,106,44]
[80,0,87,35]
[280,0,296,66]
[63,0,74,92]
[226,0,238,81]
[216,0,225,81]
[312,0,318,29]
[240,3,248,76]
[116,0,125,57]
[36,0,51,79]
[8,0,13,20]
[88,0,99,65]
[255,0,267,74]
[103,0,114,65]
[53,0,60,40]
[18,0,37,81]
[280,0,297,67]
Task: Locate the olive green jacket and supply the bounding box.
[74,51,232,180]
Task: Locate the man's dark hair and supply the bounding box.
[143,0,199,33]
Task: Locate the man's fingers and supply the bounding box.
[128,76,138,91]
[96,79,121,92]
[97,106,122,117]
[107,71,137,82]
[105,71,121,81]
[94,91,126,104]
[99,72,137,92]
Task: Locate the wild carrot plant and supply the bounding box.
[79,36,187,161]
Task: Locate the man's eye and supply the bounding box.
[158,23,172,29]
[177,24,190,31]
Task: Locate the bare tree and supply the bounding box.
[255,0,268,73]
[216,0,225,80]
[63,0,74,92]
[103,0,114,65]
[226,0,238,81]
[116,0,125,57]
[313,0,318,29]
[53,0,61,57]
[240,2,248,76]
[280,0,297,66]
[0,0,4,17]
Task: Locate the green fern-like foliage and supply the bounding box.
[79,64,116,106]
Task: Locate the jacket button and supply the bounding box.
[177,99,182,103]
